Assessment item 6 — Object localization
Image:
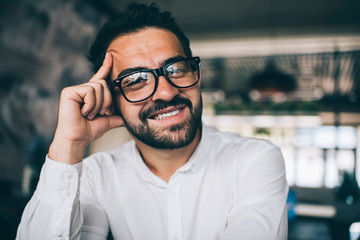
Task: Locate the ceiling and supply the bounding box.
[96,0,360,39]
[90,0,360,110]
[200,51,360,100]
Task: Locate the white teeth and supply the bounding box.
[154,109,180,120]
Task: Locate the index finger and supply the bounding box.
[90,52,113,82]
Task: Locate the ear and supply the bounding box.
[197,68,202,86]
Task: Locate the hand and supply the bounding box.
[49,52,124,164]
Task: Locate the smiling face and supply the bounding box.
[108,27,202,149]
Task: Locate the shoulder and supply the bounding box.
[200,125,286,195]
[203,124,286,181]
[203,124,280,160]
[202,124,285,181]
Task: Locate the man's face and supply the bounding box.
[108,27,202,149]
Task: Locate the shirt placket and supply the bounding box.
[167,174,183,240]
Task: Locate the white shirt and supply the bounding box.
[17,124,289,240]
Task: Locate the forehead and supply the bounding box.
[107,28,185,77]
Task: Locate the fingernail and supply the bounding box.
[87,114,95,120]
[105,109,113,116]
[100,109,107,115]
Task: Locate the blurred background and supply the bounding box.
[0,0,360,239]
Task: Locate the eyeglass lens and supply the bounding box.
[120,58,199,102]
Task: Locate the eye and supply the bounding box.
[166,64,187,78]
[121,72,153,90]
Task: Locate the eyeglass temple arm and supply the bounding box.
[108,79,116,90]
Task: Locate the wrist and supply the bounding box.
[49,137,87,165]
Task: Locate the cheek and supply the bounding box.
[116,96,128,116]
[117,97,143,120]
[190,88,202,109]
[182,86,201,102]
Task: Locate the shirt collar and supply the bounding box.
[177,122,209,173]
[131,122,210,185]
[193,123,213,172]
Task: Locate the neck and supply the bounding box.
[135,128,201,182]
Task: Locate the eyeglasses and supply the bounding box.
[110,57,201,103]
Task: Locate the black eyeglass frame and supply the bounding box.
[109,56,201,103]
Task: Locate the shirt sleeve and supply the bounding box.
[16,156,83,240]
[222,140,289,240]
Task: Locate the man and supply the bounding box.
[17,3,288,240]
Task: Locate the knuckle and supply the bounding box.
[98,79,107,85]
[103,98,112,107]
[90,81,103,90]
[96,82,104,89]
[61,87,70,95]
[100,80,110,90]
[89,86,96,95]
[60,86,75,97]
[83,85,96,96]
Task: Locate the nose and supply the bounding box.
[151,75,179,102]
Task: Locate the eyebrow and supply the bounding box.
[116,55,186,78]
[117,67,147,78]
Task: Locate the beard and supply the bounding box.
[122,95,202,149]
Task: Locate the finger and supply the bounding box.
[90,52,113,82]
[78,85,97,117]
[62,85,97,118]
[91,79,113,116]
[83,82,104,120]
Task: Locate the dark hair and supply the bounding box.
[88,3,192,74]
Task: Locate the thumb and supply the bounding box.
[89,114,125,140]
[94,114,125,130]
[107,115,125,129]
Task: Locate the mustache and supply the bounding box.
[139,96,193,121]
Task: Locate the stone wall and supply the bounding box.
[0,0,107,193]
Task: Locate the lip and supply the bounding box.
[146,105,188,126]
[147,104,186,119]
